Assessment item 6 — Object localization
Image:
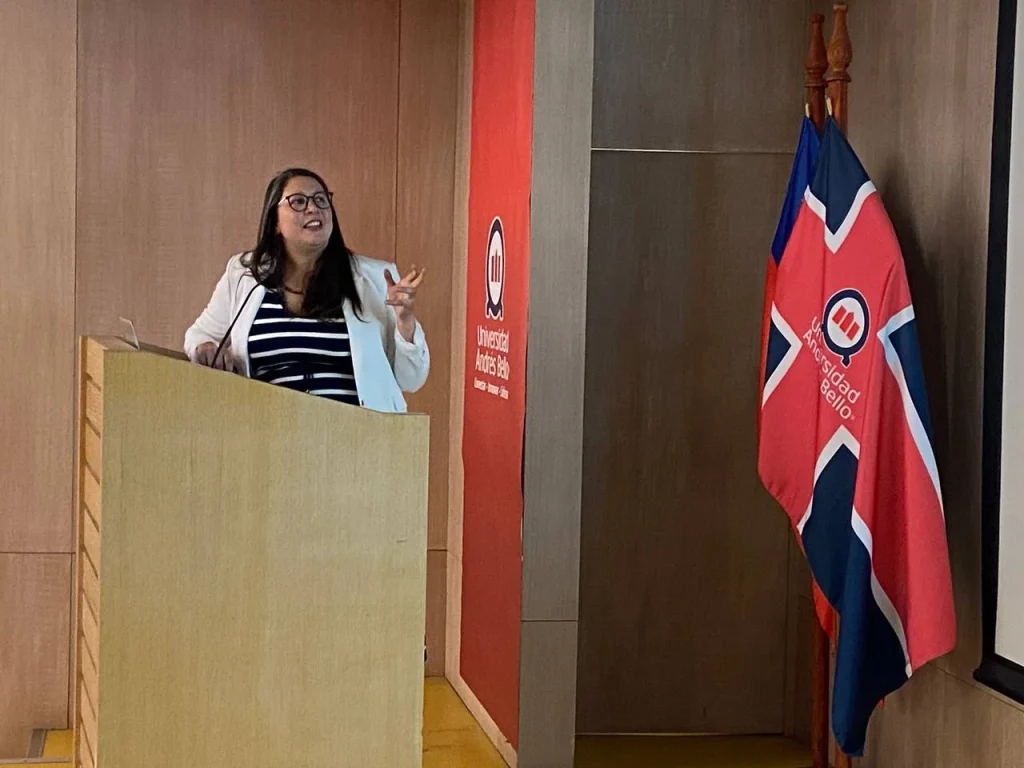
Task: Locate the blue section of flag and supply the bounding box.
[770,117,821,265]
[809,118,870,233]
[764,321,789,386]
[830,546,909,757]
[801,444,858,600]
[801,443,909,757]
[889,319,934,440]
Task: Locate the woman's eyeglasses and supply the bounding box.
[279,191,333,212]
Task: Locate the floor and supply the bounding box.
[11,679,508,768]
[13,679,812,767]
[575,734,812,768]
[423,677,509,768]
[40,729,72,760]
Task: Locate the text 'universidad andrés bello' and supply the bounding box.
[473,324,510,400]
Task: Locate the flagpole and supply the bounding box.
[804,14,828,134]
[825,4,852,136]
[803,16,832,768]
[803,7,856,767]
[825,11,853,768]
[811,618,830,768]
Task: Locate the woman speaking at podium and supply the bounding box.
[184,168,429,413]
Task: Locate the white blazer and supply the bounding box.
[184,253,429,413]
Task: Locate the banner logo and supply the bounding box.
[823,288,870,366]
[486,217,505,320]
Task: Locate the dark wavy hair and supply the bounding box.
[242,168,362,318]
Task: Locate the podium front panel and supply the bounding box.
[73,337,429,768]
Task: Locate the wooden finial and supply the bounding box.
[826,3,852,134]
[804,14,828,131]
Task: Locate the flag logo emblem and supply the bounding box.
[822,288,870,366]
[486,217,505,320]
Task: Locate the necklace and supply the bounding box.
[282,283,305,295]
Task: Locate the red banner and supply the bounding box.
[460,0,534,748]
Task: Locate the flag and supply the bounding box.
[758,118,956,756]
[760,117,837,636]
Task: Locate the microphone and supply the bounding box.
[210,281,262,371]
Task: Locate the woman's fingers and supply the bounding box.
[404,266,426,288]
[395,266,425,288]
[386,265,423,318]
[195,342,216,366]
[194,340,238,372]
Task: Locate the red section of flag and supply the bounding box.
[761,193,956,664]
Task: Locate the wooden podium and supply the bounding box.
[73,337,430,768]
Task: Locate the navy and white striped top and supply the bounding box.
[247,290,360,406]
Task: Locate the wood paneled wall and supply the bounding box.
[0,0,77,552]
[833,0,1024,764]
[518,1,595,765]
[577,0,812,735]
[397,0,461,677]
[0,0,77,757]
[0,557,73,757]
[0,0,459,755]
[75,0,401,345]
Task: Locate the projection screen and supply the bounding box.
[977,0,1024,705]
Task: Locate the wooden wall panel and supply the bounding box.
[861,664,949,768]
[0,555,73,757]
[521,0,595,624]
[426,551,448,676]
[395,0,460,678]
[517,0,594,762]
[578,151,793,734]
[580,0,814,739]
[397,0,460,556]
[788,593,814,745]
[518,620,579,767]
[75,0,400,347]
[592,0,807,151]
[860,663,1024,768]
[446,0,474,684]
[0,0,77,553]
